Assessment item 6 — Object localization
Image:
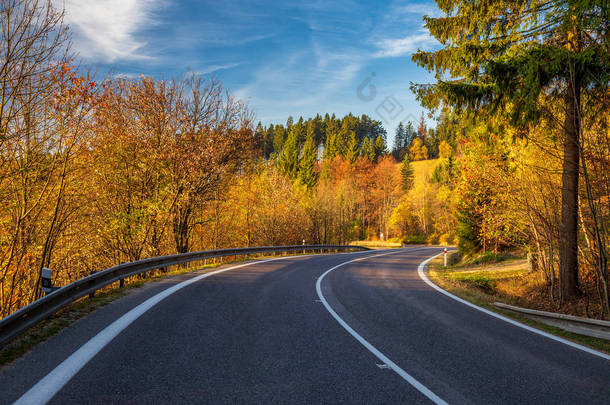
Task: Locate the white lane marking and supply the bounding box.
[16,251,371,405]
[417,254,610,362]
[316,249,449,405]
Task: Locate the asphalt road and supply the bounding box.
[1,247,608,404]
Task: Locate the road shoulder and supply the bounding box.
[426,257,610,355]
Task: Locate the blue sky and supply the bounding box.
[59,0,441,135]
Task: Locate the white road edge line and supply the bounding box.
[316,249,449,405]
[417,253,610,362]
[15,251,369,405]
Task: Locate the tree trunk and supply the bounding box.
[174,206,191,254]
[559,76,581,301]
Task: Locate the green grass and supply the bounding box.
[428,257,610,354]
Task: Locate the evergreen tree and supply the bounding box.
[412,0,610,299]
[263,124,275,158]
[324,118,340,160]
[273,125,286,155]
[307,118,324,147]
[298,132,318,188]
[357,114,387,143]
[431,156,455,187]
[293,117,307,146]
[404,121,416,148]
[424,127,440,158]
[346,130,359,163]
[335,127,351,157]
[417,112,427,141]
[400,155,414,192]
[254,122,265,155]
[361,137,375,162]
[277,128,299,178]
[392,122,406,160]
[373,135,387,163]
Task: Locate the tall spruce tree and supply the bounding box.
[373,135,387,162]
[263,124,275,158]
[277,127,300,178]
[324,118,341,160]
[254,122,265,155]
[400,155,414,192]
[346,130,359,163]
[361,137,375,162]
[393,122,407,160]
[417,112,427,141]
[405,121,416,149]
[273,125,286,156]
[412,0,609,300]
[298,132,318,188]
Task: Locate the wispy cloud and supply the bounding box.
[373,32,437,58]
[197,33,272,47]
[197,62,241,75]
[57,0,166,62]
[112,72,141,79]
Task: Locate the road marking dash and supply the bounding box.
[316,249,449,405]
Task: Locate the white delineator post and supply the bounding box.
[444,248,448,267]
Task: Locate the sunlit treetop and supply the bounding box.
[412,0,610,125]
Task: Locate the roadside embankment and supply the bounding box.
[428,253,610,354]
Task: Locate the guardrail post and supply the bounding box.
[89,271,98,298]
[119,262,125,288]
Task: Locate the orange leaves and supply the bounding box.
[48,61,99,115]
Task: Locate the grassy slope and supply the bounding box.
[411,158,440,180]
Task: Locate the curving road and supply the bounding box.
[0,247,608,404]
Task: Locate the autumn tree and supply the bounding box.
[412,0,610,300]
[0,0,73,315]
[409,137,428,161]
[170,75,253,253]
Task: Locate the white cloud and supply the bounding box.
[197,63,241,75]
[112,72,140,79]
[56,0,166,62]
[373,32,437,58]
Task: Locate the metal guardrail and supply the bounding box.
[0,244,369,346]
[494,302,610,341]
